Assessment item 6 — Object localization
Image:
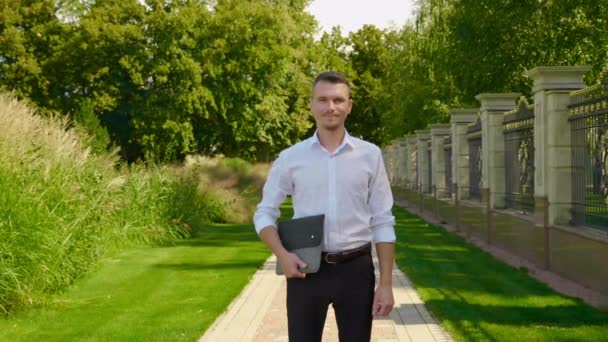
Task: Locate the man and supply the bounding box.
[253,71,396,342]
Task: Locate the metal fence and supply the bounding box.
[444,136,452,198]
[569,70,608,229]
[467,118,482,201]
[427,146,432,193]
[504,97,535,212]
[412,148,418,191]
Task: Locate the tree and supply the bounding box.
[6,0,606,161]
[197,0,315,161]
[346,25,399,146]
[380,0,608,141]
[127,0,213,162]
[445,0,608,99]
[0,0,67,109]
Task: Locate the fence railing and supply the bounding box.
[412,149,418,191]
[503,96,535,212]
[427,146,433,193]
[383,66,608,305]
[444,136,452,199]
[569,70,608,229]
[467,117,482,201]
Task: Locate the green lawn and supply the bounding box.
[0,221,270,341]
[7,202,606,341]
[393,206,608,341]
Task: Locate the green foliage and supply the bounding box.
[370,0,608,139]
[164,169,229,227]
[0,0,317,162]
[346,25,399,146]
[314,27,354,77]
[72,99,111,154]
[218,157,254,174]
[0,0,67,108]
[199,0,315,161]
[3,0,608,157]
[0,95,260,315]
[444,0,608,99]
[312,25,402,146]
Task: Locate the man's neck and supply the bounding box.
[316,127,346,154]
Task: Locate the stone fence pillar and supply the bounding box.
[383,144,395,186]
[430,124,451,197]
[475,93,521,208]
[415,129,431,193]
[524,66,591,225]
[450,109,478,200]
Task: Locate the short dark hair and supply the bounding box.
[312,71,351,97]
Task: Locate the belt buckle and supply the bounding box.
[324,253,337,264]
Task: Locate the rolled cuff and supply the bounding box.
[254,216,278,234]
[372,225,396,244]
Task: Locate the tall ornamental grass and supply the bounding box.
[183,155,269,224]
[0,94,226,314]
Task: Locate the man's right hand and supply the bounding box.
[257,226,307,279]
[277,251,307,279]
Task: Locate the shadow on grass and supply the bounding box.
[167,225,260,248]
[423,301,608,327]
[152,260,265,271]
[163,201,295,249]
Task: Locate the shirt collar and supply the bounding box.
[309,130,355,153]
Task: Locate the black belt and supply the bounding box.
[322,242,372,264]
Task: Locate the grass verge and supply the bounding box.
[0,221,270,341]
[393,206,608,341]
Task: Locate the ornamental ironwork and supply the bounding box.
[569,68,608,229]
[504,96,535,212]
[518,140,532,194]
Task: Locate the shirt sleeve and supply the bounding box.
[253,152,292,234]
[368,148,397,243]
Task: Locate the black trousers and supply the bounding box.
[286,254,375,342]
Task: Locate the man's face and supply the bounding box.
[310,81,352,132]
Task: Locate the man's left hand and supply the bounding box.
[372,285,394,317]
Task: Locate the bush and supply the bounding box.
[218,157,253,173]
[72,99,111,155]
[183,155,269,224]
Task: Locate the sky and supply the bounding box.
[306,0,417,35]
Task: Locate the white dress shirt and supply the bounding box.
[254,131,396,252]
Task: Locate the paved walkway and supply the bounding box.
[200,252,452,342]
